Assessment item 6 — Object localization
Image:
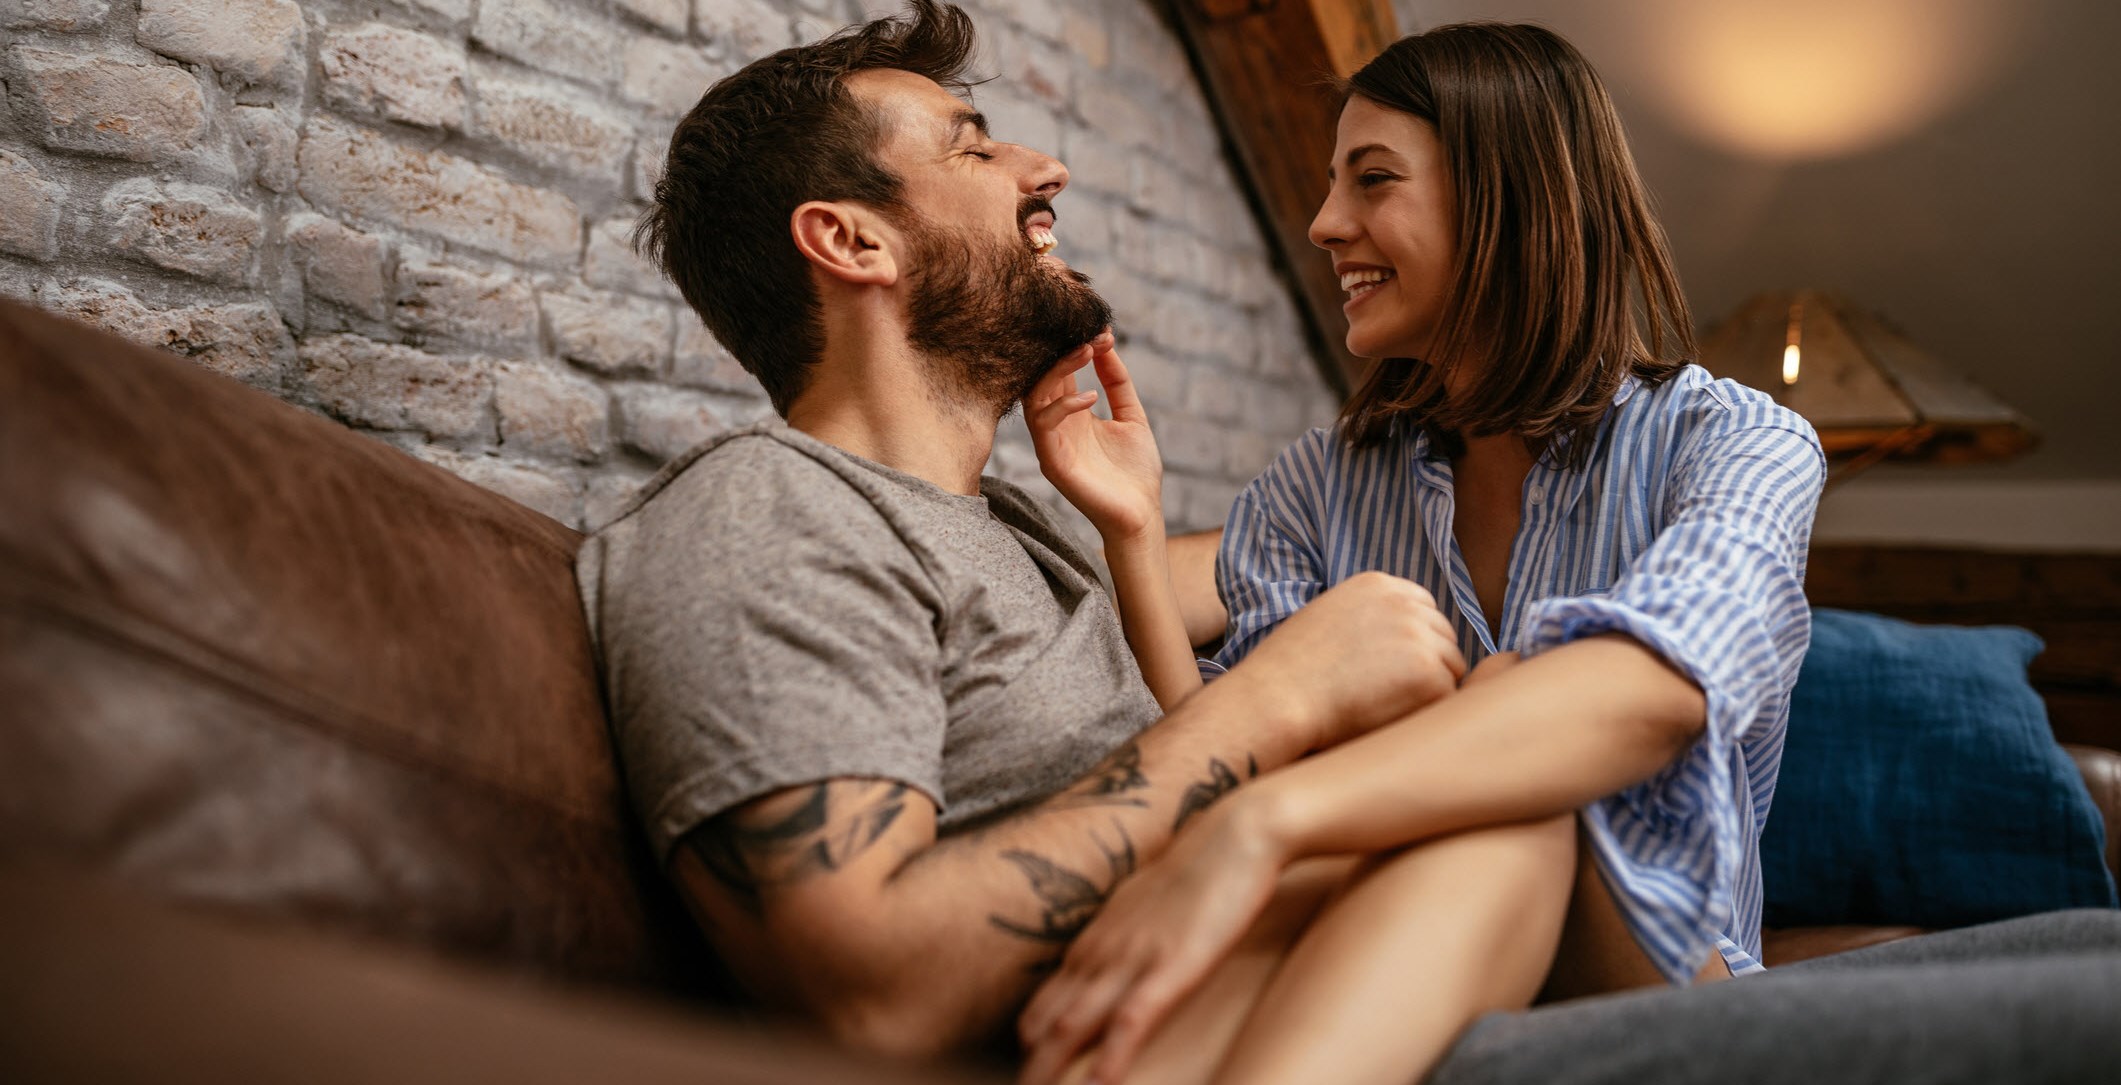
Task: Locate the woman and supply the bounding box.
[1015,21,1826,1085]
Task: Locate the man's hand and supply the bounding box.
[1221,572,1466,752]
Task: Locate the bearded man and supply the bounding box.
[575,0,1463,1061]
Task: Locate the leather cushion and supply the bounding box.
[0,301,706,993]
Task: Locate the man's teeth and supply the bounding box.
[1339,268,1393,295]
[1026,224,1058,255]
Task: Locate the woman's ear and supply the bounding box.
[790,201,898,287]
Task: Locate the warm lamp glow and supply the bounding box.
[1610,0,2035,160]
[1782,344,1801,386]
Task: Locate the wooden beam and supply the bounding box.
[1156,0,1400,395]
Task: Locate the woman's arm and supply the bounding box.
[1024,335,1202,709]
[1242,632,1703,857]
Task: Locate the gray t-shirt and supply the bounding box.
[577,421,1163,861]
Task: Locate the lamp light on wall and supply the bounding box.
[1697,289,2038,482]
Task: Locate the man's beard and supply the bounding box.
[900,206,1113,416]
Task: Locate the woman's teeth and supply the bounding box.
[1026,224,1058,255]
[1340,268,1393,297]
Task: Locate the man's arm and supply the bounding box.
[670,572,1467,1059]
[670,667,1304,1059]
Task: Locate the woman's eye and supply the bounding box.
[1357,172,1395,188]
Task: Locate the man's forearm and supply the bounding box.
[825,670,1313,1051]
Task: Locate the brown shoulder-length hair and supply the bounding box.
[1336,22,1693,463]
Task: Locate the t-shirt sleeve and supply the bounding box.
[1517,412,1825,984]
[1213,429,1334,671]
[589,443,949,863]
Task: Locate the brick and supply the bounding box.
[1077,79,1162,151]
[320,23,467,131]
[613,0,687,36]
[392,253,537,350]
[973,88,1062,162]
[1110,6,1193,96]
[6,45,208,162]
[1128,157,1189,220]
[614,384,721,462]
[3,0,109,31]
[1149,225,1208,289]
[470,71,633,188]
[472,0,618,86]
[494,360,610,462]
[404,0,470,22]
[287,214,386,318]
[632,136,667,201]
[0,151,63,261]
[1155,410,1225,475]
[102,178,262,285]
[987,22,1071,110]
[418,448,579,524]
[694,0,794,60]
[298,333,492,438]
[1058,126,1131,201]
[297,117,581,264]
[975,0,1065,43]
[1060,7,1109,69]
[670,313,756,392]
[136,0,304,87]
[1225,429,1277,477]
[1241,376,1310,436]
[620,33,721,117]
[544,287,671,376]
[233,105,297,193]
[1115,339,1184,412]
[37,278,292,385]
[1183,366,1244,423]
[584,216,676,299]
[1178,476,1243,534]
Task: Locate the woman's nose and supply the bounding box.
[1309,191,1351,251]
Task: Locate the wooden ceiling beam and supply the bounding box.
[1157,0,1399,395]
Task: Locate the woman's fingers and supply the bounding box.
[1090,337,1147,424]
[1029,386,1099,440]
[1019,964,1139,1085]
[1026,345,1095,414]
[1084,964,1196,1085]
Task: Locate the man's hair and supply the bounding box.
[1335,22,1694,463]
[636,1,978,416]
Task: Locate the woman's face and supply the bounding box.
[1307,97,1456,361]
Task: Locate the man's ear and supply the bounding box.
[790,201,898,287]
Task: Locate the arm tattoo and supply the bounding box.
[1171,753,1258,831]
[987,819,1138,951]
[1044,740,1153,812]
[688,780,910,913]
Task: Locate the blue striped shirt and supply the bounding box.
[1207,364,1826,984]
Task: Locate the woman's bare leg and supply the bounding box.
[1052,856,1359,1085]
[1206,813,1578,1085]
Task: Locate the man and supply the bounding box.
[576,0,1463,1059]
[582,2,2121,1078]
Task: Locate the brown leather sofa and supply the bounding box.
[2,299,2116,1080]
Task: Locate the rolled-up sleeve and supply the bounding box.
[1212,429,1335,670]
[1519,415,1826,983]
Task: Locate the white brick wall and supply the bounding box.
[0,0,1339,537]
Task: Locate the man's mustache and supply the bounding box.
[1018,195,1056,230]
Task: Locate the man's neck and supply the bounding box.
[784,338,999,497]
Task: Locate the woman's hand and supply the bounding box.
[1016,797,1288,1085]
[1024,331,1164,544]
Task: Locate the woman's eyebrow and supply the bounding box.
[1329,143,1398,179]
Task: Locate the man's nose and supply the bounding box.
[1021,146,1068,199]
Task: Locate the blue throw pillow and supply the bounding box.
[1760,607,2118,928]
